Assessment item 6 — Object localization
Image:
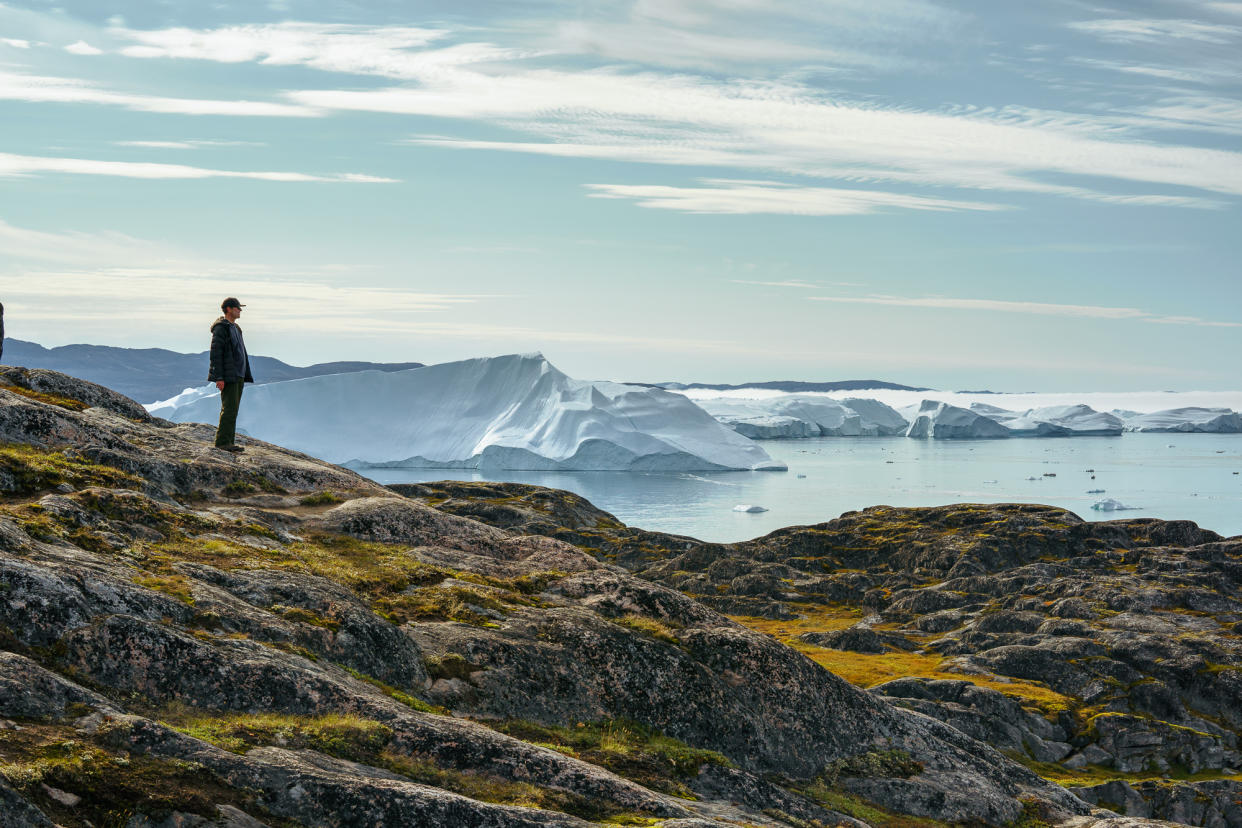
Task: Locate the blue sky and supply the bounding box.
[1,0,1239,390]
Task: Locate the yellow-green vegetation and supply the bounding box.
[818,750,922,786]
[133,573,196,605]
[730,603,866,638]
[130,532,561,629]
[376,583,514,627]
[793,749,932,826]
[485,718,732,799]
[270,603,340,631]
[0,384,89,411]
[612,614,681,645]
[221,474,286,498]
[424,652,481,682]
[730,606,1079,718]
[338,664,446,714]
[1013,754,1242,788]
[0,721,284,828]
[799,784,954,828]
[161,710,638,821]
[299,490,343,506]
[0,443,143,497]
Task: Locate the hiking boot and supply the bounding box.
[217,444,245,453]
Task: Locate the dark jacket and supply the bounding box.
[207,316,254,383]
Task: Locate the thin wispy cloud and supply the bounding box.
[114,23,516,77]
[808,295,1241,327]
[0,152,397,183]
[1067,57,1202,84]
[3,268,484,337]
[2,38,30,49]
[730,279,821,289]
[115,139,267,149]
[1,17,1228,211]
[1068,18,1242,44]
[586,180,1008,215]
[0,70,318,117]
[0,218,174,265]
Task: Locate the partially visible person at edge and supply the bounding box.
[0,301,5,363]
[207,297,253,452]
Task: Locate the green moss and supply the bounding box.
[611,615,681,646]
[818,750,922,786]
[160,710,634,821]
[800,783,953,828]
[338,665,446,715]
[0,443,143,497]
[0,722,289,827]
[270,604,340,631]
[133,574,195,606]
[299,490,343,506]
[171,711,390,759]
[1,385,89,411]
[485,718,732,798]
[221,474,286,498]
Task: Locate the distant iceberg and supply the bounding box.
[1092,498,1141,512]
[970,403,1123,437]
[1121,407,1242,433]
[697,395,907,439]
[148,353,786,472]
[905,400,1010,439]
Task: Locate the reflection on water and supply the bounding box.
[360,434,1242,543]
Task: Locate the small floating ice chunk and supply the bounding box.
[733,504,769,513]
[1092,498,1141,512]
[983,479,998,484]
[796,474,807,479]
[1087,489,1105,494]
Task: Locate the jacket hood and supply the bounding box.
[210,316,230,333]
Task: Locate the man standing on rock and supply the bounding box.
[208,297,254,452]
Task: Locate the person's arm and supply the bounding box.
[208,325,227,389]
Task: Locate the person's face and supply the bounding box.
[225,305,242,322]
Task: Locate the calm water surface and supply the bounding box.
[361,434,1242,543]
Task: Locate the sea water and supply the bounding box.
[361,433,1242,543]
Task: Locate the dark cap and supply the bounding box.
[221,297,246,311]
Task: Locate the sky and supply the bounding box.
[1,0,1239,391]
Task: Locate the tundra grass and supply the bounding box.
[161,710,632,820]
[731,606,1078,717]
[0,443,143,497]
[0,721,296,828]
[485,718,732,799]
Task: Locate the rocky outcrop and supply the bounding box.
[1073,779,1242,826]
[406,481,1242,827]
[0,370,1117,826]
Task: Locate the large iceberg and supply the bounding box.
[147,353,785,472]
[905,401,1010,439]
[969,403,1123,437]
[698,396,907,439]
[1121,407,1242,433]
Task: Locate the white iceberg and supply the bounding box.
[1091,498,1141,512]
[905,400,1010,439]
[732,504,769,513]
[148,353,786,472]
[971,403,1123,437]
[699,395,906,439]
[1121,407,1242,433]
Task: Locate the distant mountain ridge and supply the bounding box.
[653,379,931,392]
[3,338,423,404]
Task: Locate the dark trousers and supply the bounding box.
[215,381,244,447]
